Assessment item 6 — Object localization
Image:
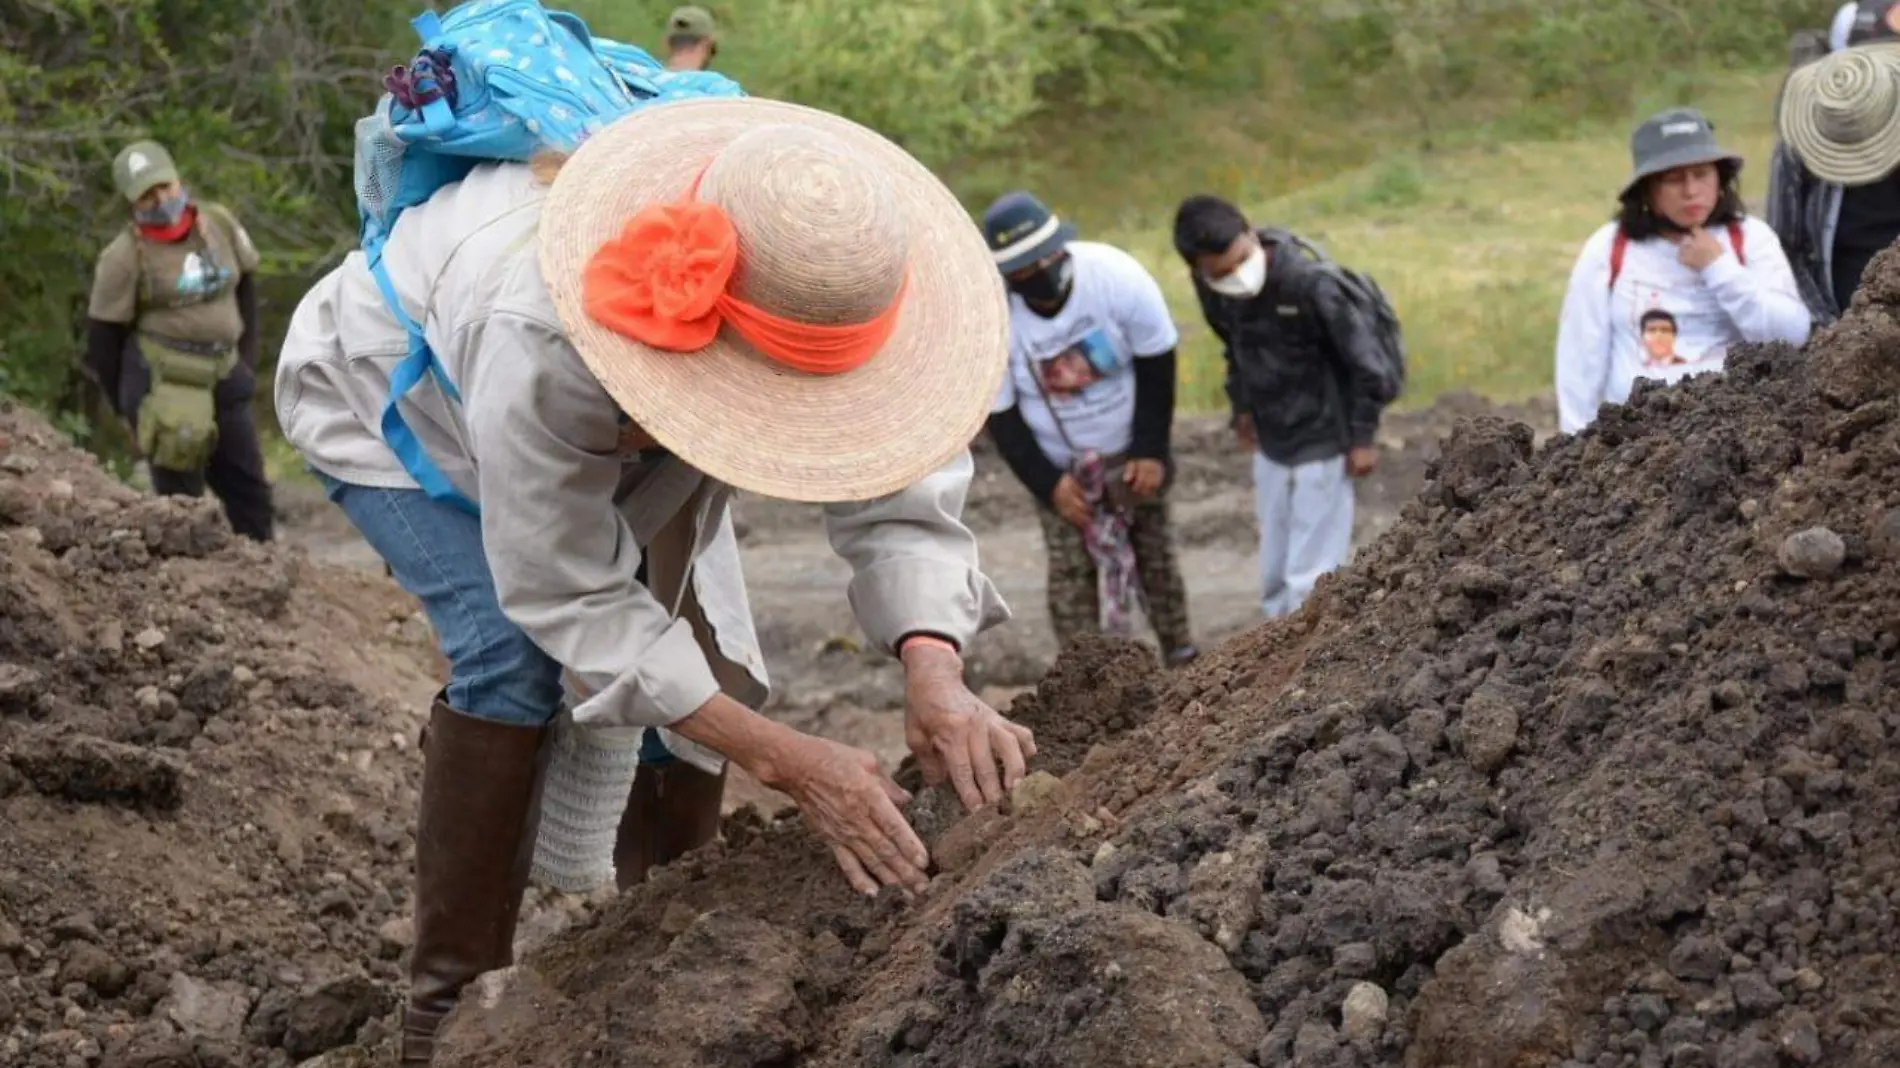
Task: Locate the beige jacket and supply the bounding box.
[274,163,1009,754]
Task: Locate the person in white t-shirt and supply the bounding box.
[1555,107,1812,434]
[979,191,1198,666]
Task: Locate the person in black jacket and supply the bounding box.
[981,192,1198,666]
[1172,195,1398,618]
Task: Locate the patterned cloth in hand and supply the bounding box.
[1074,449,1141,636]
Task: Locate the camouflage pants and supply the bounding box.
[1036,495,1193,655]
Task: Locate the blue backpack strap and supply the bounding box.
[369,248,480,516]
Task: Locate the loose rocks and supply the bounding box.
[1777,526,1846,578]
[0,405,431,1068]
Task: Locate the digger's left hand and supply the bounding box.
[1123,458,1166,499]
[901,641,1037,811]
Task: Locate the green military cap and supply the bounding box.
[668,5,717,40]
[112,141,180,202]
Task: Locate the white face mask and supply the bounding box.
[1205,246,1267,299]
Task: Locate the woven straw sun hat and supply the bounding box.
[1778,42,1900,186]
[538,97,1009,503]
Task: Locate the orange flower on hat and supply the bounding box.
[584,182,909,375]
[583,201,739,351]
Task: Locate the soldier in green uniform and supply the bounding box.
[85,140,274,541]
[662,6,718,71]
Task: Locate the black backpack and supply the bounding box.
[1263,227,1407,398]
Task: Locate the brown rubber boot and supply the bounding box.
[612,761,728,890]
[399,699,553,1065]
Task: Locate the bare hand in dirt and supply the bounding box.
[1677,227,1725,271]
[1234,413,1257,450]
[773,734,929,896]
[1345,445,1379,478]
[671,695,927,896]
[902,642,1038,811]
[1051,474,1090,528]
[1123,458,1165,499]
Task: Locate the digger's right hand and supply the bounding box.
[772,734,929,896]
[1051,474,1090,529]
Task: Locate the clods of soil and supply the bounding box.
[434,249,1900,1067]
[0,403,443,1068]
[9,239,1899,1068]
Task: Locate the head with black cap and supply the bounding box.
[982,191,1078,316]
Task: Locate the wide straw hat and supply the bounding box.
[540,97,1009,503]
[1778,42,1900,186]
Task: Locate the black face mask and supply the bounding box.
[1009,254,1075,313]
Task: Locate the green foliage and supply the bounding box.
[569,0,1183,166]
[0,0,1833,457]
[0,0,404,436]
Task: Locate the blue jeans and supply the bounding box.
[317,473,680,763]
[319,473,563,726]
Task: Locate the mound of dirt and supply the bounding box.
[0,404,446,1068]
[434,252,1900,1068]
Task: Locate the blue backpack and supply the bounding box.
[354,0,744,514]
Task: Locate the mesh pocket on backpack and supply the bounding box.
[354,102,409,232]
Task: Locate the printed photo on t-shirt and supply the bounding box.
[1639,307,1684,368]
[1626,278,1725,370]
[1033,329,1117,398]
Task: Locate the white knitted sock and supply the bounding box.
[530,713,642,894]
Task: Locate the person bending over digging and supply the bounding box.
[980,191,1199,667]
[1555,107,1810,434]
[275,99,1036,1064]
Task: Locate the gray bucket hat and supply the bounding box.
[1620,107,1743,199]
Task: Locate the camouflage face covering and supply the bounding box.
[1073,449,1143,636]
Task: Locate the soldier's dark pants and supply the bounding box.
[128,359,275,543]
[1035,493,1193,656]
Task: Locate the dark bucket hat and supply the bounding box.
[981,191,1076,275]
[1620,107,1743,199]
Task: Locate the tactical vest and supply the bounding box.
[128,205,246,473]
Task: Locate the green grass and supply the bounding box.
[1037,69,1786,412]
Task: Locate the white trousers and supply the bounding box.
[1252,452,1354,619]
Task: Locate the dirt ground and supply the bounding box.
[433,255,1900,1068]
[8,247,1899,1068]
[0,380,1552,1068]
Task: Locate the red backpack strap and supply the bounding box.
[1608,229,1629,290]
[1727,219,1746,265]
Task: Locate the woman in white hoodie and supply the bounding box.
[1555,107,1812,434]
